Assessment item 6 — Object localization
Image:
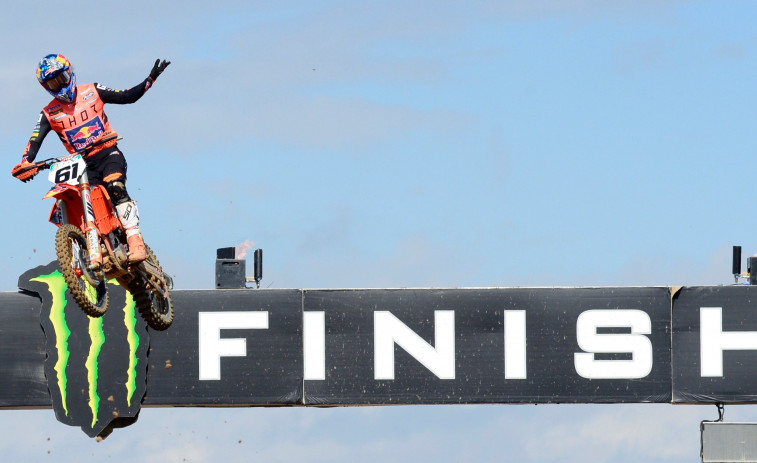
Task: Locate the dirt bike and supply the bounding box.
[17,135,174,330]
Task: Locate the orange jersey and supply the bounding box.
[42,83,117,156]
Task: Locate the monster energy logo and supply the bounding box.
[22,262,149,439]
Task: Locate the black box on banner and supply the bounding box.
[215,259,246,289]
[217,247,235,259]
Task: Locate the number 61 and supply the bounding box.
[55,163,80,184]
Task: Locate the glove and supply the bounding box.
[12,161,38,183]
[149,59,171,81]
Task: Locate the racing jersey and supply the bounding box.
[21,77,155,162]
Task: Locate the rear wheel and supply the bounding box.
[129,245,173,330]
[54,224,109,317]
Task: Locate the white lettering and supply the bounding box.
[574,309,653,379]
[198,311,269,380]
[374,310,455,380]
[303,311,326,380]
[700,307,757,377]
[504,310,527,379]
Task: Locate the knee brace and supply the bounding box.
[106,181,132,206]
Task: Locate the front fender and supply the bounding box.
[44,184,83,228]
[42,183,80,200]
[48,201,69,226]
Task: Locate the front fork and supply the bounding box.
[78,170,103,269]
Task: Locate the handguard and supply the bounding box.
[12,161,40,183]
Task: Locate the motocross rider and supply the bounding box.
[11,54,170,264]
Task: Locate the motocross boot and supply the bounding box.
[126,233,147,263]
[116,200,147,263]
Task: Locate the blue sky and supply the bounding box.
[1,0,757,461]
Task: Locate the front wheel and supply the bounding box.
[54,224,109,317]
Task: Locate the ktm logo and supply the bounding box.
[20,262,149,439]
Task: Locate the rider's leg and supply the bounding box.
[106,175,146,263]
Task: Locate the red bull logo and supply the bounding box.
[65,117,105,151]
[71,125,100,141]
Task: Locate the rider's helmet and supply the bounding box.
[36,54,76,104]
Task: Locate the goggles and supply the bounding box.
[42,70,72,92]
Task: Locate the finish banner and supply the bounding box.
[301,288,672,404]
[673,285,757,403]
[148,287,673,405]
[13,266,757,423]
[2,280,675,415]
[137,286,674,405]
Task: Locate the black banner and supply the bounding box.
[0,291,48,407]
[303,288,672,404]
[11,268,757,415]
[672,285,757,403]
[145,290,304,406]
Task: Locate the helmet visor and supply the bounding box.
[42,70,72,93]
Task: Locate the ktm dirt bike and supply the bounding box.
[18,136,174,330]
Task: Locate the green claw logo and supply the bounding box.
[20,262,149,439]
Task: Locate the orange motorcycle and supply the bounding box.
[18,136,174,330]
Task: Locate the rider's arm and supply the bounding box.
[95,59,169,105]
[21,112,52,163]
[95,78,154,105]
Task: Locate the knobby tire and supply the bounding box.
[54,224,109,317]
[129,245,173,330]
